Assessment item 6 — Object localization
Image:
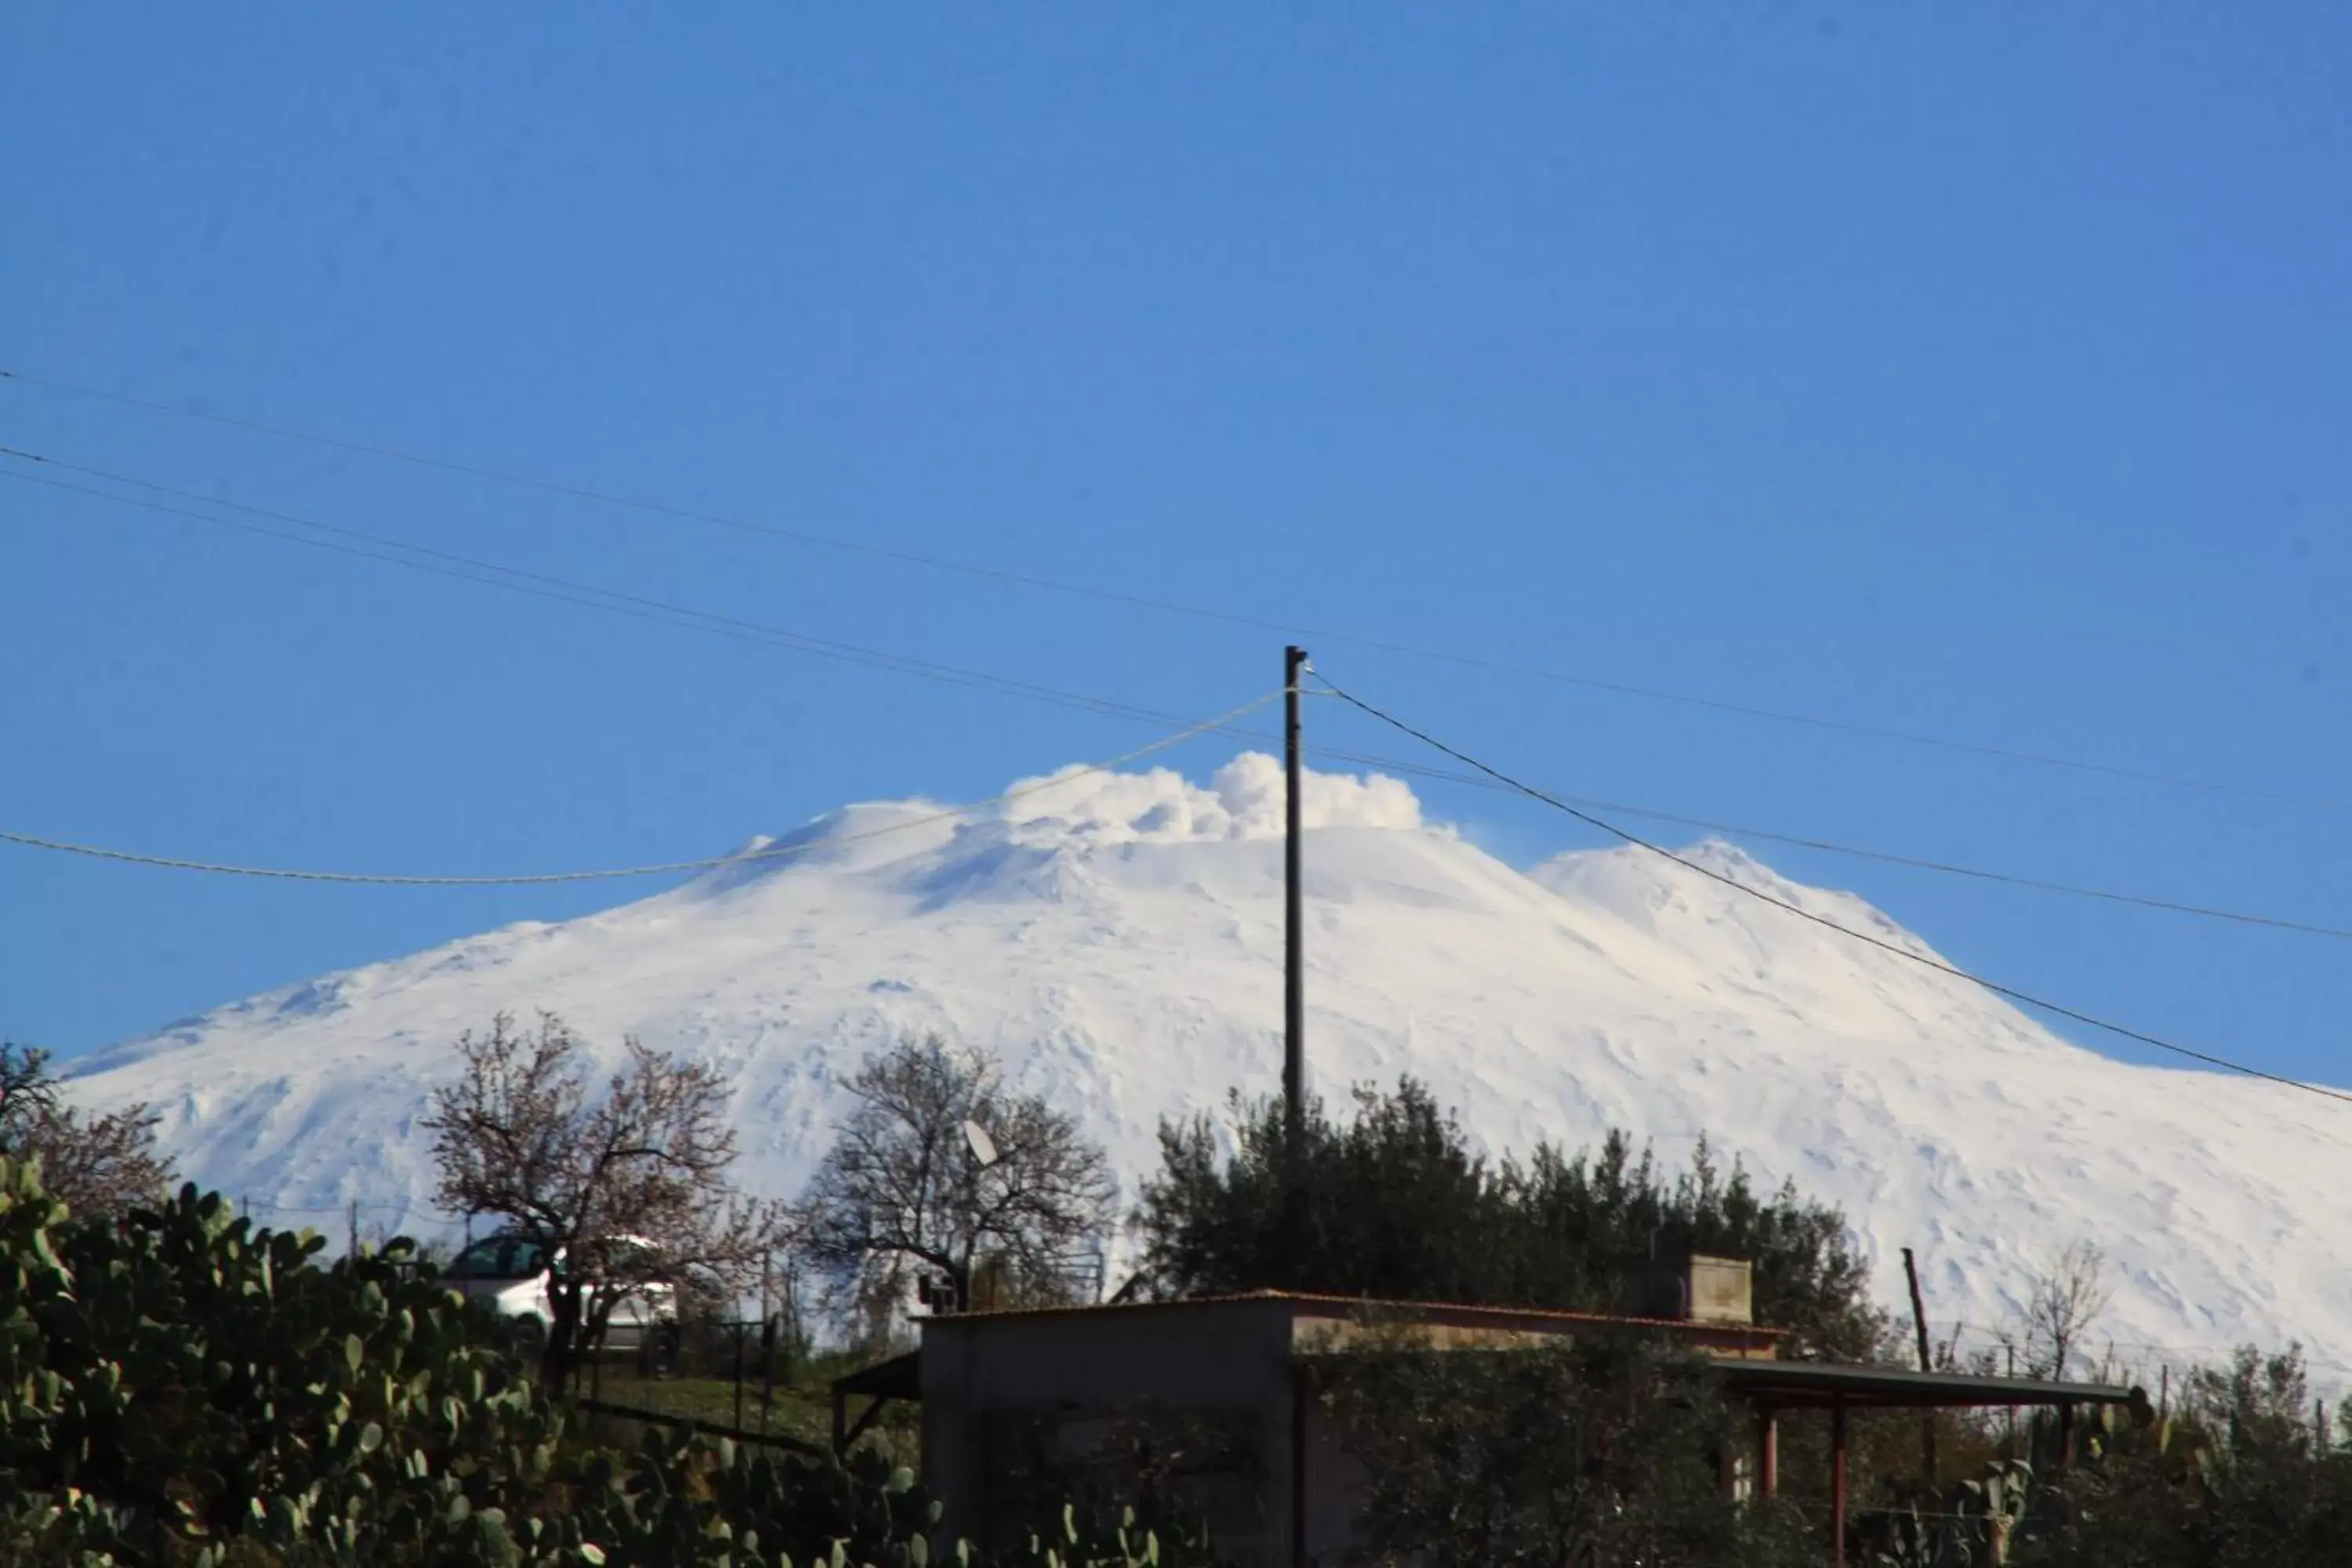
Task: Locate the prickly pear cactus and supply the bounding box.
[1004,1500,1225,1568]
[0,1160,568,1564]
[0,1157,1224,1567]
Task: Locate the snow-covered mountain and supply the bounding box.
[68,754,2350,1377]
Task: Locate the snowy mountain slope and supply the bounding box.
[67,753,2351,1375]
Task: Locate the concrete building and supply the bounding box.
[841,1263,1778,1567]
[832,1261,2138,1567]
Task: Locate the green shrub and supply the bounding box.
[0,1156,564,1563]
[0,1154,1221,1566]
[1138,1080,1882,1359]
[1314,1332,1815,1568]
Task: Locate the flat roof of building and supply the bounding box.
[851,1299,2140,1420]
[918,1288,1785,1338]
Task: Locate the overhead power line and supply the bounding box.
[1312,671,2352,1109]
[1301,743,2352,944]
[0,454,1221,732]
[13,447,2347,946]
[8,365,2343,815]
[0,693,1277,885]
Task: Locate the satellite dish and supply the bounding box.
[963,1120,1000,1168]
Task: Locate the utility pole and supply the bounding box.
[1283,645,1309,1285]
[1284,645,1308,1151]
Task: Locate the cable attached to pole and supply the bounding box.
[16,447,2352,946]
[1312,672,2352,1109]
[1283,644,1310,1290]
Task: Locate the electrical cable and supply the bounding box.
[1312,671,2352,1108]
[13,449,2348,945]
[0,454,1236,732]
[13,449,2352,946]
[1298,744,2352,944]
[0,691,1277,885]
[9,365,2343,815]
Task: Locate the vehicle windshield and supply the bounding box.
[445,1235,546,1281]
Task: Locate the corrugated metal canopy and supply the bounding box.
[1718,1358,2147,1411]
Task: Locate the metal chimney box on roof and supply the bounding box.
[1635,1252,1754,1325]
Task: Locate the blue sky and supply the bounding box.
[4,5,2348,1099]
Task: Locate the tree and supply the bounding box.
[2013,1345,2352,1568]
[797,1034,1117,1327]
[1137,1078,1882,1359]
[422,1011,777,1394]
[0,1151,1215,1567]
[2022,1239,2112,1380]
[1317,1334,1815,1568]
[0,1041,176,1221]
[1140,1080,1497,1305]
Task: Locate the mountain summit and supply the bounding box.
[71,755,2348,1374]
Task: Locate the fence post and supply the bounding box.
[760,1315,779,1435]
[733,1323,748,1432]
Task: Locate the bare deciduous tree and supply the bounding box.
[0,1042,177,1221]
[2023,1238,2114,1380]
[797,1034,1117,1330]
[422,1011,777,1393]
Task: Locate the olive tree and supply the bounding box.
[797,1033,1117,1330]
[423,1011,778,1393]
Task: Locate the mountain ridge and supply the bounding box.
[67,753,2350,1381]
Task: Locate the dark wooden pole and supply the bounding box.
[1903,1247,1937,1485]
[732,1323,747,1431]
[2009,1344,2020,1452]
[1290,1364,1311,1568]
[1280,646,1310,1284]
[1284,645,1307,1150]
[1756,1406,1778,1499]
[1831,1399,1849,1568]
[760,1314,778,1435]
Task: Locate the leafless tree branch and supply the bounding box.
[2021,1238,2114,1381]
[0,1042,177,1221]
[421,1012,782,1392]
[796,1033,1116,1338]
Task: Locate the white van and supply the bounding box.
[443,1230,681,1371]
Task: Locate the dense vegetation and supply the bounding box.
[0,1153,1217,1567]
[2010,1346,2352,1568]
[1317,1334,1815,1568]
[10,1034,2343,1567]
[1137,1077,1882,1359]
[1135,1077,2352,1566]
